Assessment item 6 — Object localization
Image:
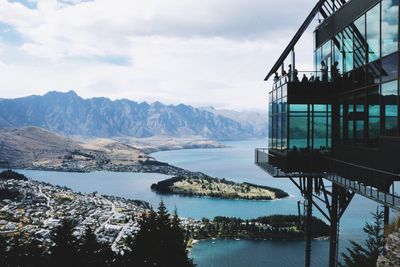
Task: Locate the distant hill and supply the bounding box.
[0,91,265,140]
[0,126,225,170]
[0,126,148,170]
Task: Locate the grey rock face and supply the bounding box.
[0,91,261,140]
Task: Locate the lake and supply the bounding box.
[9,139,397,266]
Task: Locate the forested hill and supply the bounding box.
[0,91,266,140]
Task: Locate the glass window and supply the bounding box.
[366,4,380,62]
[367,86,380,145]
[382,0,399,57]
[333,32,343,76]
[322,41,332,81]
[366,60,381,86]
[353,15,366,68]
[353,67,366,89]
[343,27,354,73]
[382,80,398,96]
[381,53,399,82]
[355,120,365,142]
[289,104,308,149]
[382,80,398,136]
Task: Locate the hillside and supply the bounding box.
[0,91,262,140]
[0,126,146,170]
[0,127,224,173]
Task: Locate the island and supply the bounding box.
[151,176,289,200]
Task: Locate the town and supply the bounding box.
[0,173,153,253]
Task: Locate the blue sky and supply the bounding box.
[0,0,317,110]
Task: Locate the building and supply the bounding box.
[255,0,400,266]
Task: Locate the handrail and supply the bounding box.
[324,156,400,179]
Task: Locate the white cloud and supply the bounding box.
[0,0,317,110]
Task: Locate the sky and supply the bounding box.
[0,0,319,110]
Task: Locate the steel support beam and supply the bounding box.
[305,177,313,267]
[329,184,339,267]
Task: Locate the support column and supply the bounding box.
[329,184,339,267]
[305,177,313,267]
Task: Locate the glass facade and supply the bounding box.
[313,0,400,147]
[269,97,332,151]
[269,0,399,154]
[269,85,287,151]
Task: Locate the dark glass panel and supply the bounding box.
[343,27,354,73]
[289,104,308,149]
[355,120,365,143]
[367,86,380,145]
[381,79,398,96]
[382,0,399,57]
[333,32,343,76]
[315,47,322,80]
[348,121,354,141]
[381,53,399,83]
[353,67,366,88]
[366,4,380,62]
[353,15,366,68]
[366,60,381,86]
[313,116,327,149]
[385,106,398,135]
[322,41,332,81]
[382,80,398,136]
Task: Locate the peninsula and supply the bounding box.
[151,176,289,200]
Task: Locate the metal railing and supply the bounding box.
[255,149,400,210]
[325,172,400,211]
[272,70,339,89]
[254,148,287,177]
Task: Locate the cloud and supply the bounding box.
[0,0,317,110]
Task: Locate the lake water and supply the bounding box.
[8,139,397,267]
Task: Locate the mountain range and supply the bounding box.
[0,91,267,140]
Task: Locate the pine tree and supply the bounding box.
[0,235,10,267]
[49,219,79,267]
[76,226,103,267]
[127,201,195,267]
[340,208,385,267]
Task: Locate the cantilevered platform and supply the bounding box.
[255,148,400,211]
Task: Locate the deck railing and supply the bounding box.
[254,148,400,210]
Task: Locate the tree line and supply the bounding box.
[191,215,330,241]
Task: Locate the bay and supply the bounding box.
[6,139,397,266]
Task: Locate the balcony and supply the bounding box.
[255,148,326,178]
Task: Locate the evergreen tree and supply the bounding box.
[49,219,79,267]
[127,201,195,267]
[77,226,104,267]
[0,235,10,267]
[20,238,47,267]
[340,208,385,267]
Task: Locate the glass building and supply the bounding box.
[262,0,399,183]
[256,1,400,266]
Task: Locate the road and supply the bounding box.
[95,196,116,234]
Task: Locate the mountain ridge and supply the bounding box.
[0,91,266,140]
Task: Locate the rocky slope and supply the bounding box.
[0,91,261,140]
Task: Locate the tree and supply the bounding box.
[49,219,79,267]
[76,227,104,267]
[127,201,195,267]
[340,208,385,267]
